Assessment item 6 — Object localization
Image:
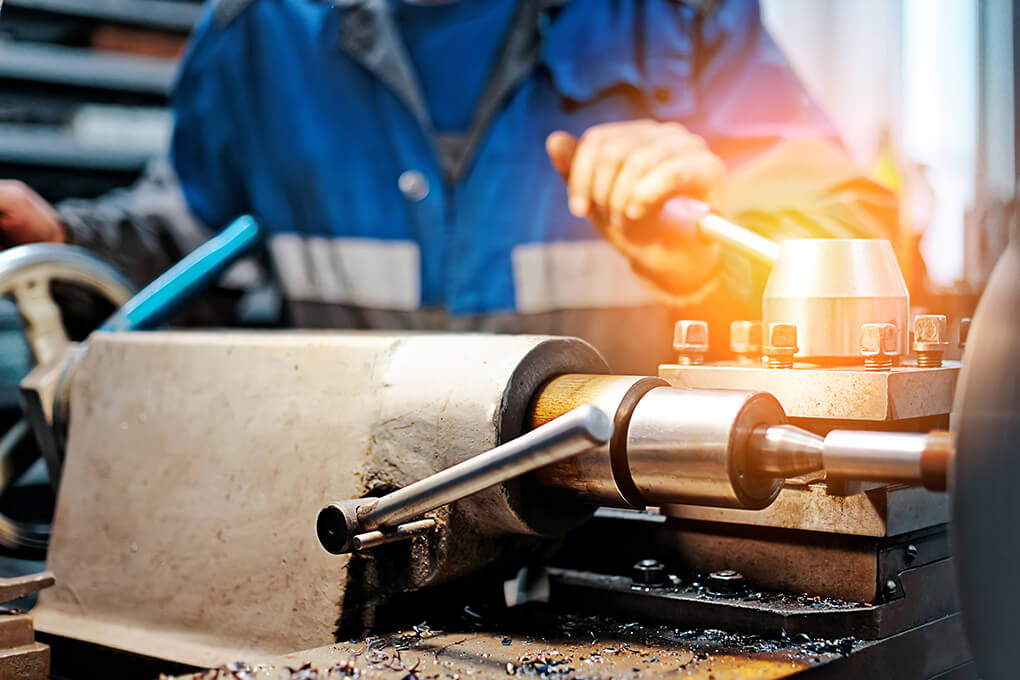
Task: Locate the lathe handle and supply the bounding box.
[660,197,781,266]
[99,215,262,332]
[317,404,613,554]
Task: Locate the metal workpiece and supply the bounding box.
[822,429,954,491]
[762,239,909,361]
[913,314,950,367]
[317,405,613,555]
[625,387,785,509]
[748,424,823,476]
[673,320,709,365]
[530,374,666,506]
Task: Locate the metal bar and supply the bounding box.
[698,213,781,266]
[352,518,437,552]
[823,430,928,483]
[357,404,612,531]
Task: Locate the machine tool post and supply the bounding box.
[748,424,823,476]
[318,404,612,554]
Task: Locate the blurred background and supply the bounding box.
[0,0,1014,292]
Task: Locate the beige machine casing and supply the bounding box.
[34,331,606,666]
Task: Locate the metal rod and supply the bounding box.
[698,213,781,266]
[823,430,928,483]
[352,518,437,552]
[356,404,613,531]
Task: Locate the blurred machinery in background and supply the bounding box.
[0,0,199,202]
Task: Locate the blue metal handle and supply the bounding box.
[99,215,262,332]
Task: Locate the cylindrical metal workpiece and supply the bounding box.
[626,387,785,508]
[823,430,925,482]
[822,430,953,490]
[357,405,613,531]
[530,374,666,506]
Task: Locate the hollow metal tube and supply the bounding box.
[356,404,613,531]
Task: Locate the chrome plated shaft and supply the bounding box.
[823,430,926,483]
[822,429,953,490]
[698,213,781,265]
[356,404,613,531]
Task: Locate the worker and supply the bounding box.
[0,0,896,373]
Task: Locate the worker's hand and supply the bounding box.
[0,181,66,247]
[546,120,724,295]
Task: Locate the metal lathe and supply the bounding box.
[0,209,1016,680]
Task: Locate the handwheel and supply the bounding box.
[0,244,134,553]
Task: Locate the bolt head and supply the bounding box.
[730,321,762,355]
[673,320,709,353]
[707,569,746,595]
[632,559,667,586]
[913,314,949,352]
[859,323,899,357]
[766,322,797,350]
[959,318,971,348]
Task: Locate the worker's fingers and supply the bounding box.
[566,120,656,218]
[625,154,726,221]
[0,181,30,212]
[607,139,704,227]
[566,127,609,217]
[545,131,578,179]
[589,132,655,217]
[0,180,64,245]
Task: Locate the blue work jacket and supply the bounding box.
[170,0,834,369]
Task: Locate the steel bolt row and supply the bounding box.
[673,314,971,369]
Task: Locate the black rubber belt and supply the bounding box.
[609,377,667,508]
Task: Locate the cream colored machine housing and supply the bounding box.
[35,332,608,666]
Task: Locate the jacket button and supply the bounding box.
[398,170,429,202]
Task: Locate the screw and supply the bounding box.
[707,569,746,595]
[631,559,667,586]
[673,320,709,366]
[905,544,918,563]
[859,323,899,371]
[913,315,949,367]
[883,578,899,600]
[730,321,763,364]
[959,318,971,349]
[764,323,797,369]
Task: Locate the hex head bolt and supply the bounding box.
[859,322,900,371]
[764,323,797,369]
[730,321,763,364]
[913,315,949,368]
[673,320,709,365]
